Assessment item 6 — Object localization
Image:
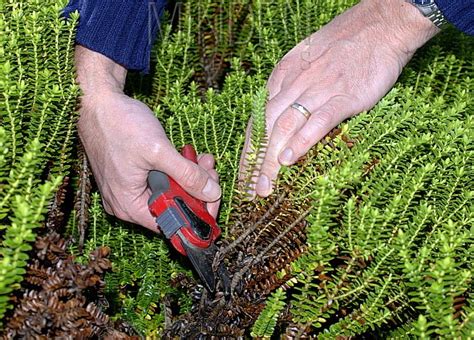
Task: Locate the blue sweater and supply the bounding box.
[63,0,473,73]
[63,0,167,73]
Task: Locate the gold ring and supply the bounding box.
[291,102,312,119]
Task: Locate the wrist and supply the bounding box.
[361,0,440,57]
[75,45,127,97]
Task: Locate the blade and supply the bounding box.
[177,230,218,293]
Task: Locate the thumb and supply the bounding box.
[157,149,221,202]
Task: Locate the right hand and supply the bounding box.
[239,0,439,198]
[75,46,221,230]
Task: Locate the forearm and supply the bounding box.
[75,45,127,97]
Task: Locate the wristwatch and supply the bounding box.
[407,0,447,29]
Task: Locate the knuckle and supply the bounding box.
[295,133,312,149]
[275,113,297,134]
[317,97,347,124]
[103,198,132,222]
[267,73,281,95]
[102,200,113,215]
[181,164,206,191]
[262,159,280,177]
[148,142,163,157]
[275,58,289,72]
[210,169,219,181]
[265,100,279,118]
[314,109,334,128]
[324,101,339,115]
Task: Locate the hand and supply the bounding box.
[242,0,439,197]
[75,46,221,230]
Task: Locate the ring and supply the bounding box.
[291,102,312,119]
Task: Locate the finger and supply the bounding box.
[241,75,303,173]
[267,58,295,100]
[153,147,221,203]
[255,102,309,197]
[205,169,221,218]
[279,95,353,165]
[240,79,304,199]
[197,155,221,218]
[240,75,302,177]
[207,200,220,219]
[197,153,216,171]
[139,166,221,231]
[265,86,303,132]
[197,154,221,217]
[239,89,303,199]
[131,192,160,231]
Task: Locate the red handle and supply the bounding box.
[182,144,198,163]
[148,145,221,256]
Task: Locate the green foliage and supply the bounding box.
[0,0,78,320]
[111,239,179,335]
[251,288,286,338]
[87,0,473,336]
[280,57,473,337]
[68,191,192,336]
[74,207,193,337]
[1,0,468,337]
[240,86,268,198]
[156,75,261,225]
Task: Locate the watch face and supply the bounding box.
[413,0,434,5]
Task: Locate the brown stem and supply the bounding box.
[212,191,287,271]
[230,208,311,293]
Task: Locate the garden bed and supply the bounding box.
[0,0,472,338]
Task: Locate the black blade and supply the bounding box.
[177,230,217,293]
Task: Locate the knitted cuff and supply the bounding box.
[63,0,167,73]
[435,0,474,35]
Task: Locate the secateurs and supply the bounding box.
[147,145,230,295]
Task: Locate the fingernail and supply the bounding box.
[279,148,294,165]
[203,179,220,201]
[256,175,270,195]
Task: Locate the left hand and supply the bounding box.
[75,46,221,231]
[240,0,439,197]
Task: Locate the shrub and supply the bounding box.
[0,0,78,319]
[1,0,472,337]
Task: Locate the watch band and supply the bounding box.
[426,8,447,29]
[408,1,448,29]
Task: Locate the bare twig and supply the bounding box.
[74,144,92,253]
[212,191,287,270]
[230,208,311,293]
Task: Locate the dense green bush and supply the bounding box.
[114,1,474,336]
[1,0,472,337]
[0,0,78,319]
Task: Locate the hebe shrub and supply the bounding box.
[0,0,78,319]
[0,0,472,337]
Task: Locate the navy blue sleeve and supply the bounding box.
[63,0,167,73]
[435,0,474,35]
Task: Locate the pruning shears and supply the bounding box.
[147,145,230,294]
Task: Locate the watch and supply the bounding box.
[407,0,447,29]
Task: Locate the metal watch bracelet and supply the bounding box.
[408,0,448,29]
